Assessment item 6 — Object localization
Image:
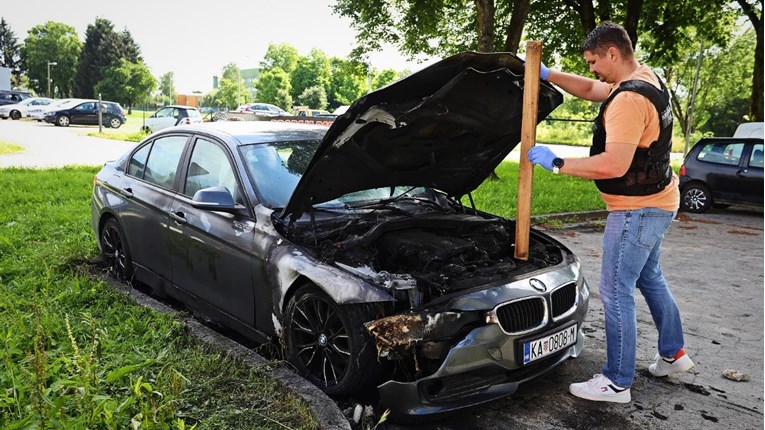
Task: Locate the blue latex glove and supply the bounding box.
[522,59,551,80]
[528,146,557,171]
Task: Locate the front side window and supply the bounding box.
[143,135,188,189]
[749,143,764,168]
[696,141,745,166]
[76,102,95,111]
[184,138,241,202]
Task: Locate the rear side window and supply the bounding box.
[696,141,745,166]
[128,143,151,177]
[187,109,201,118]
[142,136,188,188]
[749,143,764,168]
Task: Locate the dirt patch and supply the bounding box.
[677,225,698,230]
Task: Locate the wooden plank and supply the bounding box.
[514,40,542,261]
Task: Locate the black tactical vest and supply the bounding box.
[590,77,673,196]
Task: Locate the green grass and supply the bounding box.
[538,120,697,154]
[0,140,23,155]
[0,167,317,429]
[467,160,606,218]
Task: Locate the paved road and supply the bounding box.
[383,208,763,430]
[0,119,135,167]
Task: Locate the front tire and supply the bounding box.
[681,183,712,213]
[284,285,379,396]
[57,115,70,127]
[100,218,134,282]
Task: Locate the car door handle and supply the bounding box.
[169,211,187,224]
[737,169,747,177]
[122,187,134,198]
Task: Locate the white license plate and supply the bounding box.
[522,324,577,365]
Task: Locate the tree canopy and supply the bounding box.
[94,58,157,113]
[20,21,81,97]
[0,18,22,83]
[74,18,142,98]
[335,0,762,122]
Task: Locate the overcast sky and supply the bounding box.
[3,1,439,93]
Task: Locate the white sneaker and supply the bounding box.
[569,374,631,403]
[648,348,695,377]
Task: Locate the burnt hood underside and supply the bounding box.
[282,52,563,220]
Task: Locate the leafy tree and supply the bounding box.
[0,18,22,84]
[214,63,251,109]
[371,68,400,90]
[94,59,157,113]
[291,49,331,101]
[158,72,176,106]
[297,85,328,110]
[255,67,292,110]
[735,0,762,121]
[20,21,81,97]
[327,57,367,108]
[260,43,300,74]
[75,18,143,98]
[667,29,756,136]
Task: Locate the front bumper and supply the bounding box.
[374,265,590,419]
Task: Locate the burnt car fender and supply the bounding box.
[252,206,394,325]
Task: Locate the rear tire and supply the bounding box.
[10,110,21,120]
[109,117,122,129]
[681,183,712,213]
[57,115,70,127]
[284,285,380,396]
[100,218,134,282]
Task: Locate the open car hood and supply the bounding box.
[281,51,563,220]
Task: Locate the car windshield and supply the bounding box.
[240,140,431,209]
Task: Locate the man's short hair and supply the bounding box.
[580,21,634,59]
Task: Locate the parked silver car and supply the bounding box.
[91,52,589,419]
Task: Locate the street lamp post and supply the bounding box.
[47,61,58,98]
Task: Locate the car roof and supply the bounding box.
[157,120,328,146]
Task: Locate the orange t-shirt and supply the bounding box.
[599,64,679,212]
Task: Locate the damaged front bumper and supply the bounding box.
[367,264,590,419]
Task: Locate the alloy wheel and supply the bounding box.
[101,223,128,280]
[289,294,351,388]
[683,187,708,212]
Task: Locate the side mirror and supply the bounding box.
[191,186,240,213]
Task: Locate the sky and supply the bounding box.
[3,1,440,93]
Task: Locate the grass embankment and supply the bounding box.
[0,167,316,429]
[468,160,606,219]
[0,140,23,155]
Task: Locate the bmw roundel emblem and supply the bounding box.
[529,278,547,292]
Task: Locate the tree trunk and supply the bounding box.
[503,0,531,53]
[624,0,643,49]
[564,0,597,37]
[475,0,496,52]
[737,0,763,121]
[475,0,502,180]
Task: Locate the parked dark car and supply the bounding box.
[90,52,589,419]
[44,100,126,128]
[679,137,764,213]
[0,89,31,106]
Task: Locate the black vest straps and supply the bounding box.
[589,76,674,196]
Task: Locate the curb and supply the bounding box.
[106,277,351,430]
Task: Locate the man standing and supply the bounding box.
[527,21,694,403]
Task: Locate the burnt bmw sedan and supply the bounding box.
[91,52,589,418]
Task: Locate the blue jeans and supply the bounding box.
[599,208,685,387]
